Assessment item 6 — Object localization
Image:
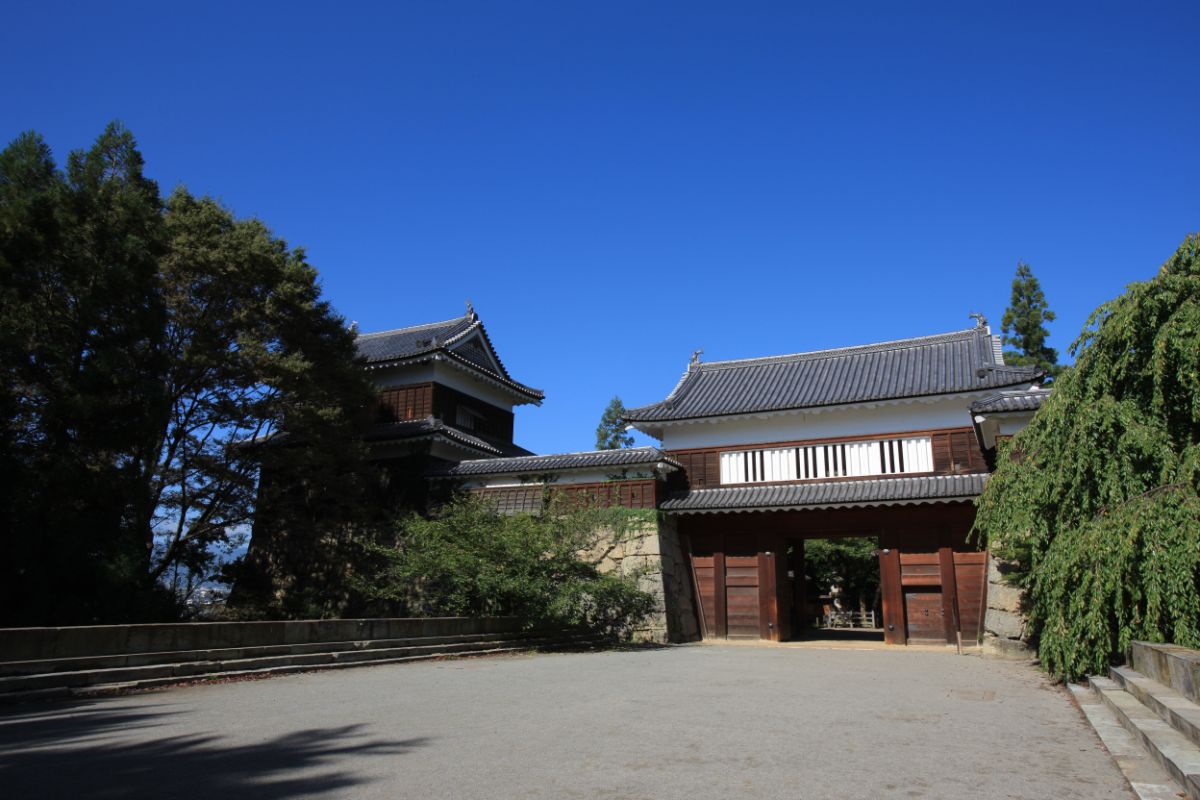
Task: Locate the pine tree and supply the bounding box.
[595,396,635,450]
[1000,261,1060,376]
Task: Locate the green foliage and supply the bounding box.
[0,125,376,625]
[1001,261,1060,376]
[353,497,657,637]
[0,124,174,624]
[975,234,1200,680]
[595,395,635,450]
[803,537,880,612]
[151,189,376,613]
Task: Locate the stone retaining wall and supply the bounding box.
[981,555,1033,659]
[0,616,528,662]
[590,514,700,644]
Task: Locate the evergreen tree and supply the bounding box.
[1000,261,1060,376]
[0,124,172,624]
[595,396,634,450]
[0,125,377,625]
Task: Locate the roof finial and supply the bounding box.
[969,312,988,329]
[465,299,475,318]
[690,348,704,366]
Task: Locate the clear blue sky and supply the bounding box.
[3,3,1197,454]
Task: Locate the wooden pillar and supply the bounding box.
[938,546,959,644]
[879,546,905,645]
[793,539,806,636]
[713,549,727,639]
[758,550,774,640]
[774,541,792,642]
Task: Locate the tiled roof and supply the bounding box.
[429,446,682,478]
[624,326,1043,428]
[970,386,1051,414]
[355,308,544,403]
[366,417,534,458]
[659,473,988,513]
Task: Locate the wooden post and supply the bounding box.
[713,549,727,640]
[939,546,959,645]
[759,550,775,641]
[775,540,792,642]
[681,532,708,640]
[879,546,905,645]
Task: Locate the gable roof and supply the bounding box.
[624,325,1042,431]
[355,307,544,404]
[428,446,681,479]
[970,385,1052,414]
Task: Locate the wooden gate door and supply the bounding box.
[688,545,769,639]
[899,552,946,645]
[904,591,945,643]
[723,554,762,639]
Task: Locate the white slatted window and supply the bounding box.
[719,436,934,485]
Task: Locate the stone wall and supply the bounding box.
[981,554,1033,659]
[0,616,529,662]
[589,514,700,644]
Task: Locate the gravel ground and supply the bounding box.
[0,644,1132,800]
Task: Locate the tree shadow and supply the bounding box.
[0,698,427,799]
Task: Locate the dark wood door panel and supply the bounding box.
[905,591,945,643]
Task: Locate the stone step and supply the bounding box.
[0,631,545,676]
[1069,683,1185,800]
[1131,642,1200,706]
[0,632,603,695]
[1112,666,1200,750]
[0,635,609,704]
[1091,675,1200,800]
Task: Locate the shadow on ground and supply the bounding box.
[0,699,425,799]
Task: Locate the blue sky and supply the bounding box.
[3,3,1197,454]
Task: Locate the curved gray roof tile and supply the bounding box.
[355,310,544,402]
[659,473,988,513]
[625,327,1042,425]
[429,446,681,478]
[970,386,1051,413]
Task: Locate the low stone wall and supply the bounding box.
[981,555,1033,659]
[0,617,527,662]
[590,514,700,644]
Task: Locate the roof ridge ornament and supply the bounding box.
[690,348,704,366]
[969,312,988,329]
[466,299,476,319]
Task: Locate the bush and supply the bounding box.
[353,496,658,638]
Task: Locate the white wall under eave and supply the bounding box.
[659,395,981,450]
[996,414,1034,436]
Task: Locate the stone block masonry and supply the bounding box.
[981,555,1033,659]
[588,514,700,644]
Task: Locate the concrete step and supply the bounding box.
[0,631,547,676]
[1069,683,1185,800]
[1112,665,1200,750]
[1131,642,1200,707]
[1091,674,1200,799]
[0,632,603,694]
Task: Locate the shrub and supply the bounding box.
[353,496,657,638]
